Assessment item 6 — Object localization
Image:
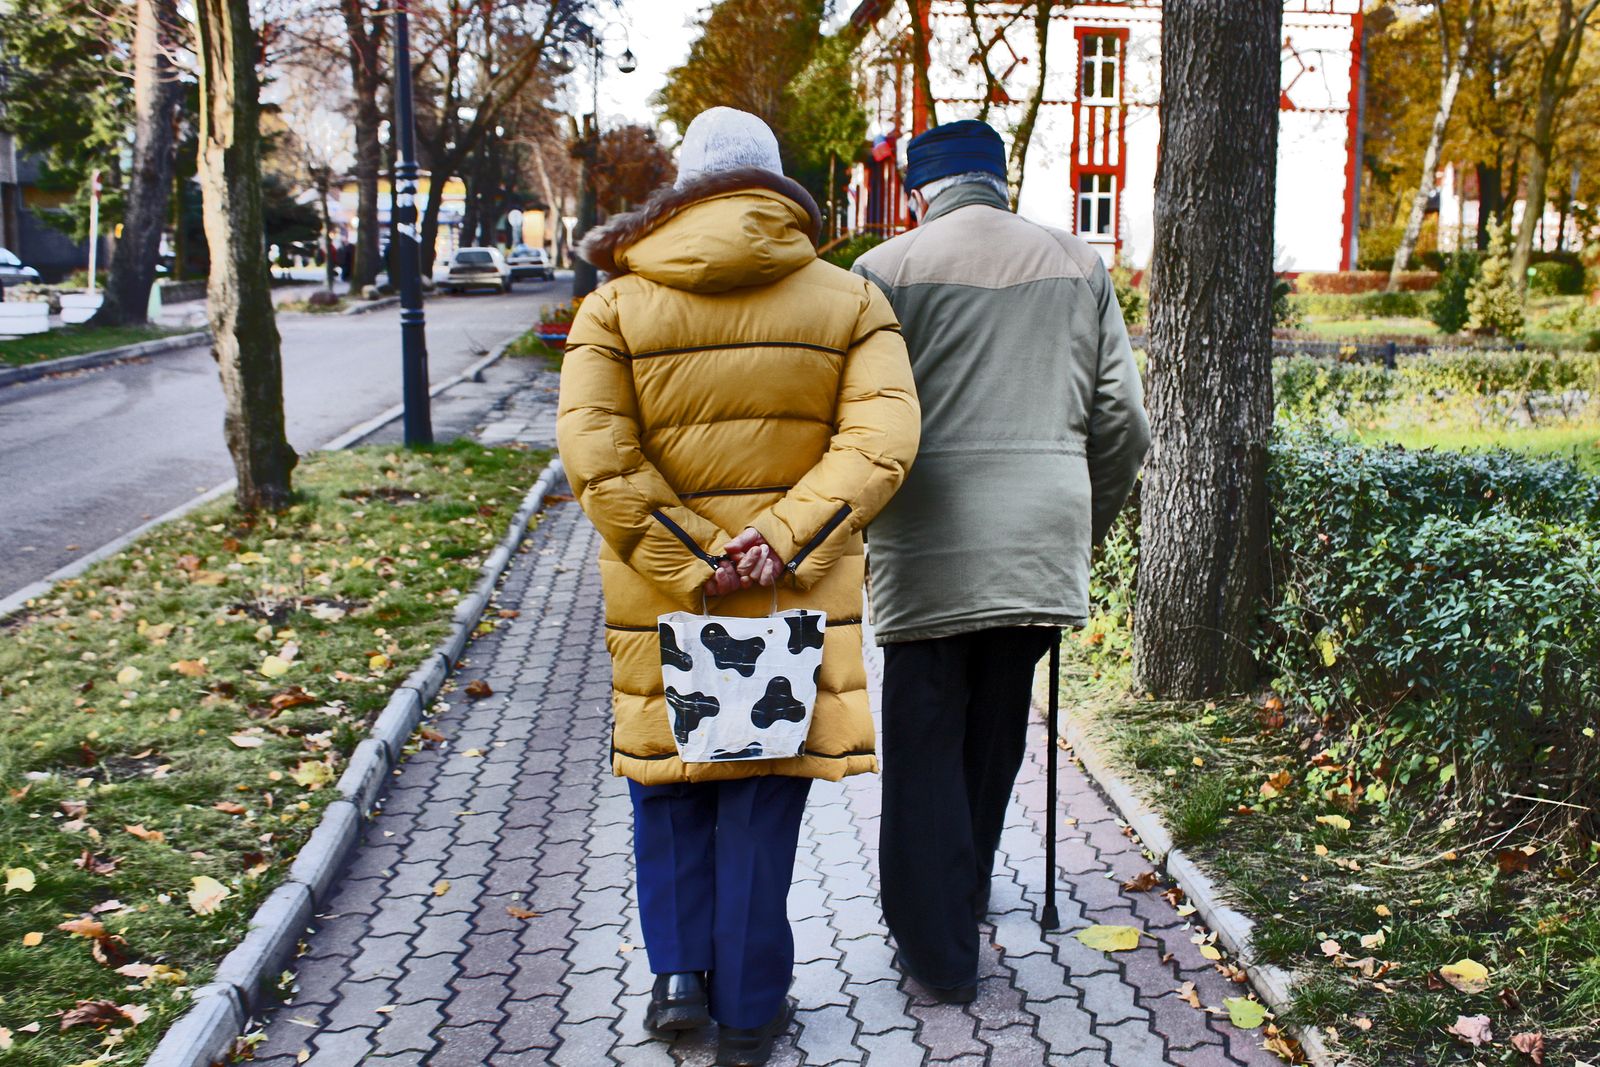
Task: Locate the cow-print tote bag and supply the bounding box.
[657,592,825,763]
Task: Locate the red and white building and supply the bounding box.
[846,0,1366,272]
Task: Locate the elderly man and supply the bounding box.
[854,119,1149,1000]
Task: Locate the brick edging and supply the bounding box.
[1053,703,1345,1067]
[0,329,213,389]
[140,458,566,1067]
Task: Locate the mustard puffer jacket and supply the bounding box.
[557,168,920,786]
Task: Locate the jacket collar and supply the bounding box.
[921,180,1011,225]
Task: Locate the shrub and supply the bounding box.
[1528,253,1586,297]
[1113,264,1146,327]
[1428,251,1480,334]
[1272,278,1302,329]
[1263,434,1600,816]
[1292,291,1429,319]
[820,232,884,270]
[1296,270,1439,294]
[1467,220,1526,338]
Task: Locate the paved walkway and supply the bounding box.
[248,381,1282,1066]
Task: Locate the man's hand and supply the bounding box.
[723,527,784,588]
[703,558,741,598]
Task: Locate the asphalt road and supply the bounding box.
[0,279,560,600]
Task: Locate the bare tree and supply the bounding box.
[1007,0,1063,209]
[1388,0,1480,288]
[1133,0,1282,697]
[90,0,182,326]
[195,0,297,510]
[340,0,386,289]
[908,0,939,127]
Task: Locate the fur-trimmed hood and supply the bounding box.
[578,168,822,294]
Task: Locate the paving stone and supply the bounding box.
[250,496,1284,1067]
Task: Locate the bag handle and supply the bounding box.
[701,583,780,618]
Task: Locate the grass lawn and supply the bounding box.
[504,325,564,368]
[1300,317,1437,340]
[0,442,550,1065]
[1061,653,1600,1066]
[0,325,186,369]
[1356,423,1600,473]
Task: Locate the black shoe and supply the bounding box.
[645,972,710,1032]
[715,996,796,1066]
[893,952,978,1005]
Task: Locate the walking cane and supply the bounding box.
[1041,631,1061,931]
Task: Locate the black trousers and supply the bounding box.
[879,626,1056,988]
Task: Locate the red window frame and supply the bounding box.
[1070,26,1129,252]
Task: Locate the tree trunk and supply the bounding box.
[909,0,939,128]
[1475,160,1500,249]
[1007,0,1054,210]
[91,0,180,326]
[342,0,384,291]
[195,0,297,511]
[1388,2,1475,289]
[1132,0,1281,698]
[1511,0,1599,284]
[419,164,450,278]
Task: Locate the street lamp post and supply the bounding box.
[392,0,432,447]
[572,24,635,300]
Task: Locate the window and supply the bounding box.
[1080,34,1121,104]
[1078,174,1115,237]
[455,250,494,265]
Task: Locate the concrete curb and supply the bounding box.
[0,329,212,389]
[1054,708,1345,1066]
[141,457,565,1067]
[0,333,522,623]
[340,295,400,316]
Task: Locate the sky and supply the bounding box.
[583,0,707,139]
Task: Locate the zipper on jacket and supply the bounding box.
[786,504,852,574]
[651,509,725,571]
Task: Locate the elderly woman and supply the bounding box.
[556,108,919,1066]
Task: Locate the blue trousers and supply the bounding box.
[628,775,811,1029]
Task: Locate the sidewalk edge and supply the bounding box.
[1052,701,1346,1067]
[0,334,518,623]
[141,457,565,1067]
[0,329,213,389]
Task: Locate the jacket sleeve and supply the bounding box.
[556,288,732,608]
[1086,261,1151,545]
[749,280,921,589]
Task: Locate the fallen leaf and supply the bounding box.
[5,867,35,894]
[1350,1016,1373,1031]
[374,1005,396,1014]
[60,800,88,818]
[259,655,292,679]
[1374,904,1392,918]
[497,609,520,619]
[368,653,391,671]
[125,823,166,844]
[22,931,43,946]
[115,666,143,687]
[1446,1014,1493,1046]
[228,734,265,749]
[506,905,539,920]
[172,659,208,678]
[91,899,126,914]
[269,686,318,711]
[1496,849,1533,875]
[1176,981,1201,1009]
[1439,958,1490,994]
[1315,814,1351,831]
[0,1026,10,1050]
[290,761,333,790]
[1510,1031,1545,1063]
[1075,924,1142,952]
[75,851,120,876]
[1223,996,1268,1030]
[433,880,451,896]
[57,916,106,939]
[214,802,247,815]
[115,963,156,979]
[1359,931,1386,950]
[1319,939,1343,957]
[59,1000,134,1032]
[187,875,231,915]
[1122,871,1161,892]
[1198,943,1223,961]
[463,679,493,699]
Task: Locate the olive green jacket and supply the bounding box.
[853,182,1149,643]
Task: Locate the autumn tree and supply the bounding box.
[339,0,387,290]
[195,0,297,510]
[1387,0,1479,288]
[593,124,675,212]
[1133,0,1282,696]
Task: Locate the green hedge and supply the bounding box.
[1274,350,1600,430]
[1262,435,1600,812]
[1291,291,1430,319]
[1087,432,1600,818]
[820,233,884,270]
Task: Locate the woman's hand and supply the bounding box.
[724,528,785,588]
[703,558,741,598]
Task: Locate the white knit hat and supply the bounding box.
[675,107,784,188]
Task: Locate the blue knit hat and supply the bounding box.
[903,119,1006,190]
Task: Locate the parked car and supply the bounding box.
[441,247,511,294]
[505,244,554,282]
[0,247,42,289]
